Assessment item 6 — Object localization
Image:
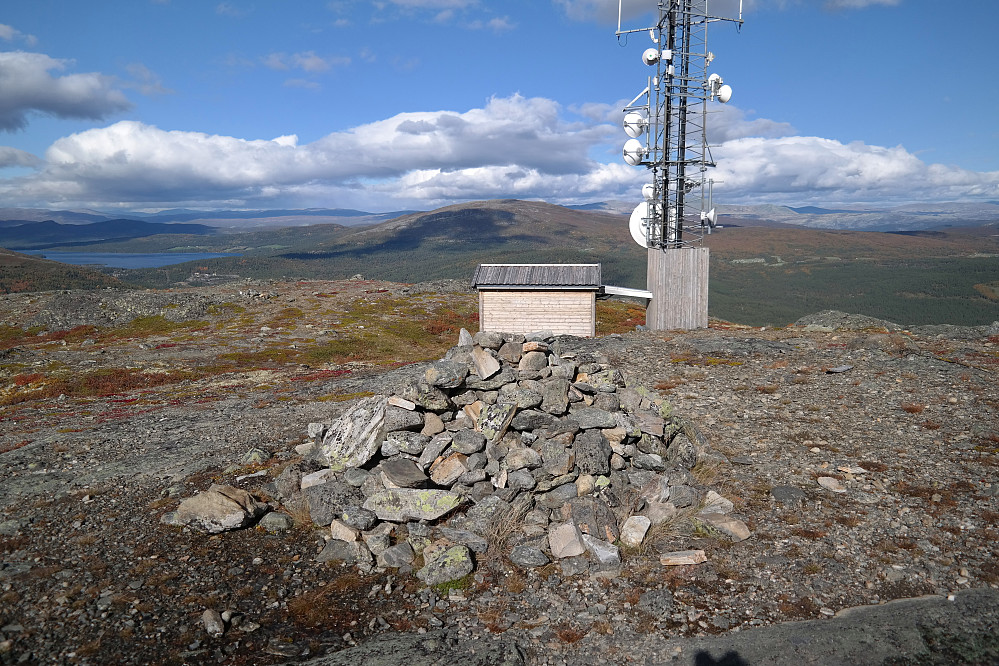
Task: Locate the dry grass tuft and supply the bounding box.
[900,402,925,414]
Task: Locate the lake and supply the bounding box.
[24,251,241,269]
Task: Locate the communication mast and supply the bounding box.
[618,0,742,329]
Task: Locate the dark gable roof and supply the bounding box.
[472,263,601,290]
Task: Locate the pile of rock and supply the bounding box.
[170,329,751,586]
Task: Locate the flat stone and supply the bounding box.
[498,341,523,363]
[437,527,489,553]
[388,395,416,410]
[471,345,501,379]
[633,411,666,437]
[340,505,377,531]
[699,512,752,542]
[473,331,505,349]
[771,485,807,504]
[700,490,735,515]
[362,489,464,522]
[569,407,617,430]
[818,476,847,493]
[620,515,652,547]
[509,545,550,568]
[660,549,708,566]
[418,433,452,469]
[320,395,389,472]
[304,479,363,526]
[300,469,336,490]
[378,458,428,489]
[549,522,586,559]
[400,382,453,412]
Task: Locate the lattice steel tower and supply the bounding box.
[618,0,742,328]
[620,0,741,248]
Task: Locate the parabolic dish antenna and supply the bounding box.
[629,201,654,248]
[622,111,648,139]
[642,183,655,202]
[623,138,646,166]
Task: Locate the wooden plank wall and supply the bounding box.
[646,247,709,330]
[480,290,595,337]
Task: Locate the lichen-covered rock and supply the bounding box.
[320,395,388,472]
[417,544,474,586]
[363,489,464,522]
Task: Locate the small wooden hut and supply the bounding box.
[471,263,601,337]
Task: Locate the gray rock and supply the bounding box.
[509,409,557,431]
[340,505,378,531]
[274,465,304,500]
[633,453,666,471]
[257,511,294,533]
[385,406,424,433]
[518,351,549,372]
[497,384,543,409]
[559,554,590,577]
[400,382,453,412]
[473,331,505,350]
[507,469,537,491]
[457,328,475,346]
[418,433,452,469]
[591,393,620,413]
[451,430,487,455]
[537,483,579,510]
[425,360,468,389]
[539,378,570,414]
[202,609,225,637]
[470,346,502,380]
[574,430,612,475]
[460,495,512,535]
[303,480,363,526]
[320,395,389,472]
[771,485,806,505]
[509,545,550,568]
[241,447,271,465]
[564,496,619,543]
[581,534,620,566]
[669,484,700,509]
[505,446,542,471]
[665,432,698,470]
[465,366,517,391]
[549,522,586,559]
[498,341,523,364]
[417,545,475,586]
[316,539,372,565]
[377,542,416,568]
[384,431,429,455]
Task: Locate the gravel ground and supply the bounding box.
[0,283,997,665]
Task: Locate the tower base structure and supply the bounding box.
[646,247,709,330]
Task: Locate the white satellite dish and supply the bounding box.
[700,208,718,228]
[622,111,647,139]
[622,139,646,166]
[642,183,655,202]
[642,48,660,66]
[717,85,732,103]
[629,201,654,248]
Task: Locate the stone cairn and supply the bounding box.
[166,330,751,586]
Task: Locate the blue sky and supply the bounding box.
[0,0,997,213]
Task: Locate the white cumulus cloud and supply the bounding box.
[0,51,131,131]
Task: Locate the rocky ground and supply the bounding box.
[0,280,997,665]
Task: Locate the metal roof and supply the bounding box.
[472,263,601,290]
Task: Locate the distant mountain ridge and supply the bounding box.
[0,219,215,250]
